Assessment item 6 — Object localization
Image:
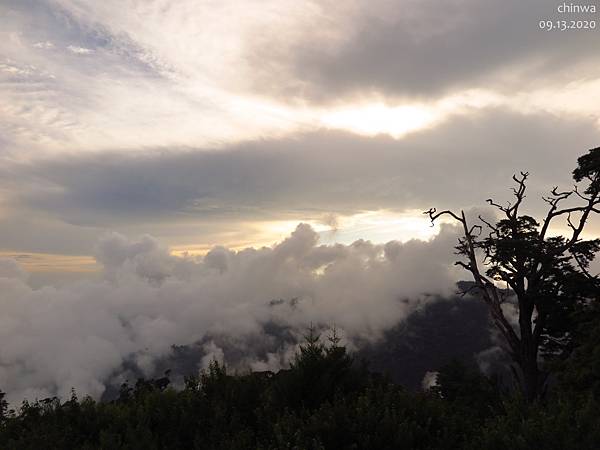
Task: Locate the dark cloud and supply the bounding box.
[5,109,598,229]
[248,0,600,102]
[0,211,100,254]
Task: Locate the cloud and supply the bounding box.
[0,0,319,157]
[1,0,598,160]
[66,45,94,55]
[0,257,27,280]
[5,109,598,229]
[33,41,55,49]
[421,371,439,391]
[94,233,178,283]
[247,0,600,103]
[0,0,597,407]
[0,223,462,404]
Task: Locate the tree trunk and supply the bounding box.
[516,299,544,402]
[520,358,541,402]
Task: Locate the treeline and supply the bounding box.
[1,319,600,450]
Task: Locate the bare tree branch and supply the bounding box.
[571,251,600,286]
[423,208,463,225]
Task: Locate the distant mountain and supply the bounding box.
[359,296,494,390]
[103,290,500,400]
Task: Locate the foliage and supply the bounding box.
[1,325,600,449]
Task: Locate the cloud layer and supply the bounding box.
[0,107,596,268]
[0,223,461,404]
[4,109,598,228]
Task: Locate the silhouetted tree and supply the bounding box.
[0,390,8,423]
[270,324,362,412]
[426,147,600,402]
[433,359,502,418]
[4,334,600,448]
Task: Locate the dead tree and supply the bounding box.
[425,147,600,402]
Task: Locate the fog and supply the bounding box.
[0,223,463,404]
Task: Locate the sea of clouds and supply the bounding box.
[0,223,464,404]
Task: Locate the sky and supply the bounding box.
[0,0,599,401]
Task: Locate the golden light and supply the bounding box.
[320,104,437,138]
[0,252,98,273]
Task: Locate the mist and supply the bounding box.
[0,223,464,404]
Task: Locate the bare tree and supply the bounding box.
[425,147,600,402]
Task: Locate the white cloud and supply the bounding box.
[66,44,93,54]
[33,41,55,49]
[0,223,462,404]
